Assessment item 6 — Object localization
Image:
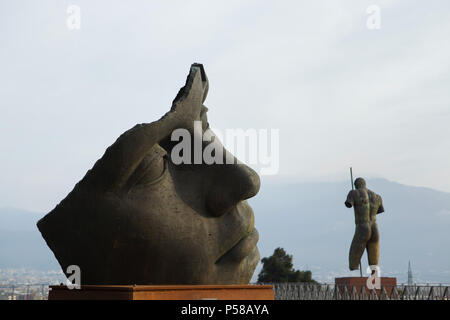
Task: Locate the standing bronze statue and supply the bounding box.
[345,178,385,271]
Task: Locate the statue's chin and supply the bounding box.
[226,246,260,285]
[237,246,260,284]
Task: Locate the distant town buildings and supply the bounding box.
[0,268,65,300]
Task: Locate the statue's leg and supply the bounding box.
[349,223,370,271]
[366,222,380,266]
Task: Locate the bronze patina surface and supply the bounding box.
[345,178,385,271]
[37,64,261,285]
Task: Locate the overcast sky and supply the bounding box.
[1,0,450,212]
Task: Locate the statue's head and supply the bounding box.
[354,177,366,189]
[37,64,261,285]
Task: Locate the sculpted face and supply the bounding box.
[37,64,261,285]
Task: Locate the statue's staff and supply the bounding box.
[350,167,363,277]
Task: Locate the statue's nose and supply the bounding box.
[205,151,260,217]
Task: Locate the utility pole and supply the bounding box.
[408,261,414,286]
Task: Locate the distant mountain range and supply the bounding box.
[0,207,59,270]
[1,178,450,284]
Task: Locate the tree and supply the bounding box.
[257,247,316,283]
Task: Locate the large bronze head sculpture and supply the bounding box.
[37,64,261,285]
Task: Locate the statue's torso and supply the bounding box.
[348,188,382,225]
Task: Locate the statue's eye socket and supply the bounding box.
[138,157,168,188]
[144,157,168,186]
[126,154,168,190]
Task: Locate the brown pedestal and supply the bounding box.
[335,277,397,297]
[48,285,275,300]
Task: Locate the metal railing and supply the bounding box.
[263,283,450,300]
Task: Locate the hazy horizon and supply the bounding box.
[2,175,450,214]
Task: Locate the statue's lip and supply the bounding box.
[215,228,259,265]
